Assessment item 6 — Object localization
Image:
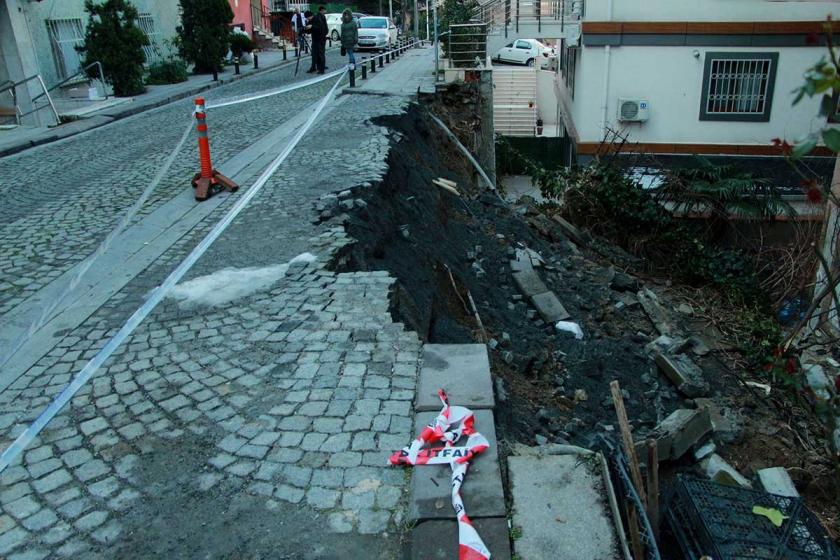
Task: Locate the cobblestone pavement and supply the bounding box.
[0,51,345,316]
[0,55,424,557]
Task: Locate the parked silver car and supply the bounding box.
[356,16,398,51]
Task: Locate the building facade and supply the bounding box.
[555,0,839,161]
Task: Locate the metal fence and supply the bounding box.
[476,0,583,35]
[446,23,488,68]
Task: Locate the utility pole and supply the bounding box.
[413,0,419,38]
[389,0,393,21]
[426,0,430,40]
[433,0,439,80]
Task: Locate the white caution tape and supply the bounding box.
[390,389,492,560]
[0,69,348,472]
[206,67,347,110]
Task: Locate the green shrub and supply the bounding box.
[78,0,149,97]
[229,34,256,58]
[176,0,234,74]
[146,59,189,85]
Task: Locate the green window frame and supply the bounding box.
[699,52,778,122]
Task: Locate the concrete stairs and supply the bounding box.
[493,67,537,137]
[407,344,511,559]
[253,24,283,50]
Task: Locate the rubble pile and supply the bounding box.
[328,101,839,538]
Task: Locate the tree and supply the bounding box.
[177,0,234,74]
[78,0,149,97]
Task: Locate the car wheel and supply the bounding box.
[526,58,535,67]
[331,30,339,41]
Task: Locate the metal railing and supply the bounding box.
[476,0,583,35]
[446,23,488,68]
[0,74,60,127]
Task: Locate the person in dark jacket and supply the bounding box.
[339,9,358,66]
[309,6,329,74]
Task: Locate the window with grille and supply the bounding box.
[137,13,161,65]
[47,18,85,80]
[700,52,778,122]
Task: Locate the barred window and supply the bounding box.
[138,14,162,65]
[47,18,85,80]
[700,52,778,122]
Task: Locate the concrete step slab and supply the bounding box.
[511,270,548,298]
[408,409,505,522]
[409,518,511,560]
[509,453,624,560]
[415,344,494,411]
[530,291,570,322]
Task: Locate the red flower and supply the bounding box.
[785,357,798,374]
[807,187,824,203]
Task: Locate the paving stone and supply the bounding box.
[357,509,391,534]
[91,521,122,544]
[73,510,108,532]
[328,512,355,533]
[32,469,72,494]
[409,518,511,560]
[0,527,28,555]
[79,417,108,436]
[74,460,109,482]
[408,410,504,522]
[61,449,93,469]
[21,508,58,531]
[415,345,494,411]
[306,487,339,509]
[7,495,41,519]
[274,485,305,504]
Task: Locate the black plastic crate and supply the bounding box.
[665,475,839,560]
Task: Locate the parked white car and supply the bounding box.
[326,13,342,41]
[357,16,398,51]
[493,39,554,67]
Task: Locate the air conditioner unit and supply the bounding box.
[618,98,649,122]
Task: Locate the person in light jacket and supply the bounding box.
[339,9,358,66]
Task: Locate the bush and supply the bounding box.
[78,0,149,97]
[229,34,256,58]
[176,0,233,74]
[146,60,189,85]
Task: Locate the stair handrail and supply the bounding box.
[0,74,60,126]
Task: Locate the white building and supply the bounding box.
[555,0,839,163]
[1,0,180,125]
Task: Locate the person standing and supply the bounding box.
[291,8,307,54]
[339,9,358,67]
[310,6,329,75]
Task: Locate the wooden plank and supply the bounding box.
[686,21,754,35]
[646,439,660,541]
[581,22,622,34]
[622,22,686,35]
[610,380,647,509]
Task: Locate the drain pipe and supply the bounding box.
[600,0,614,138]
[430,113,497,191]
[433,0,439,81]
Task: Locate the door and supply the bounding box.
[513,40,532,64]
[497,42,515,62]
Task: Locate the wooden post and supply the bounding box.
[646,439,660,541]
[611,380,646,560]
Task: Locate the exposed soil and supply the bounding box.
[334,89,840,547]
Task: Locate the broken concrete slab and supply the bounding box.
[530,291,571,322]
[804,363,833,401]
[701,453,752,488]
[655,352,709,398]
[409,409,505,522]
[415,344,494,411]
[508,452,626,560]
[512,270,548,298]
[646,408,712,461]
[637,288,676,336]
[757,467,799,498]
[694,398,745,444]
[510,249,534,273]
[409,518,511,560]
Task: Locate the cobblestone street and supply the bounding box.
[0,48,427,558]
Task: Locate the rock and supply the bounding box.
[677,303,694,315]
[757,467,799,498]
[645,335,690,355]
[574,389,588,402]
[535,434,548,445]
[689,336,711,357]
[645,408,713,460]
[354,199,367,209]
[693,441,716,461]
[655,353,709,398]
[701,453,752,488]
[502,351,514,364]
[610,272,639,292]
[487,339,499,350]
[399,225,410,240]
[501,332,511,346]
[694,398,744,444]
[337,189,353,199]
[494,377,508,402]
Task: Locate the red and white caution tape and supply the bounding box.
[390,389,491,560]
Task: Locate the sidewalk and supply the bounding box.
[0,47,337,159]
